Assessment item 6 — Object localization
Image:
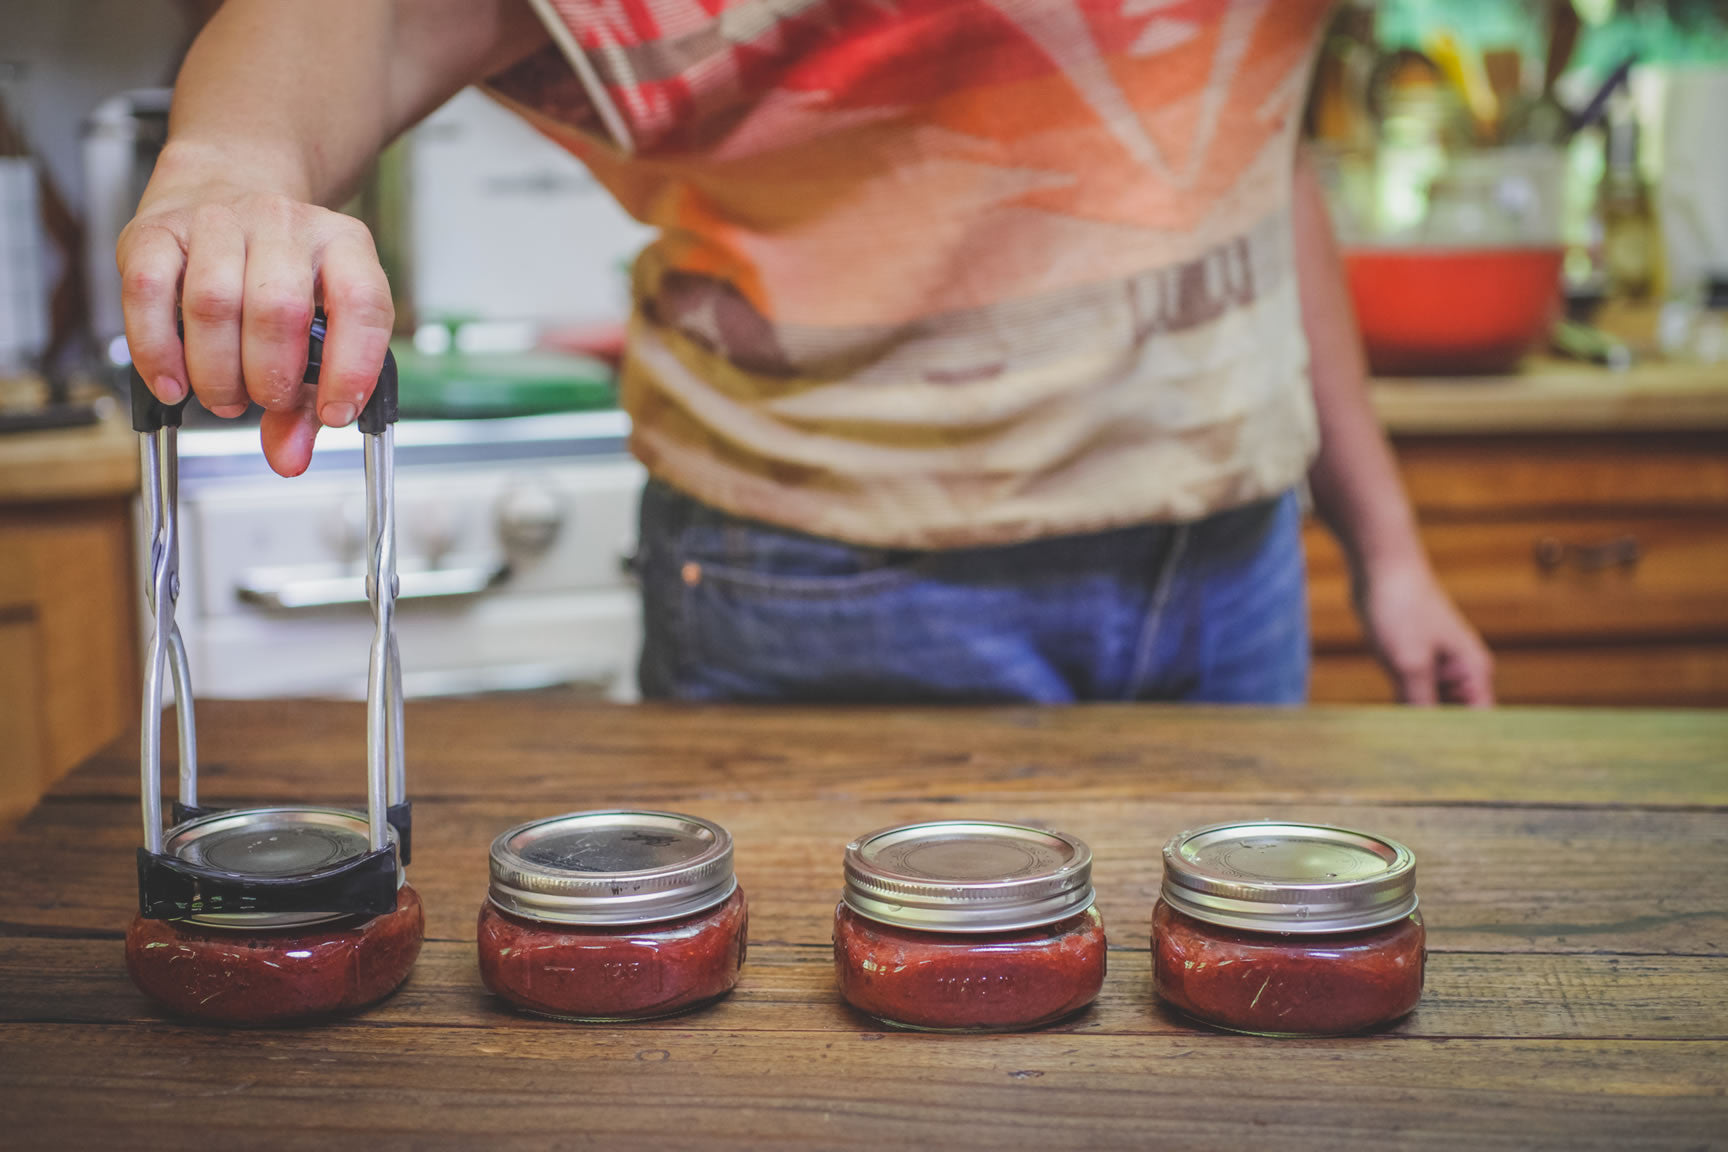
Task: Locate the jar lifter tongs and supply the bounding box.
[132,319,410,920]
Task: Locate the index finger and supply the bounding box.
[314,228,395,428]
[119,227,189,404]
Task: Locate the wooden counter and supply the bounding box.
[2,700,1724,1149]
[0,405,141,827]
[0,405,138,504]
[1371,358,1728,435]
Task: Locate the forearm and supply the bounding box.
[1291,148,1495,705]
[149,0,547,208]
[1292,149,1425,581]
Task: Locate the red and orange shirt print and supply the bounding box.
[487,0,1334,547]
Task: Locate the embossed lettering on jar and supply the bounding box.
[833,820,1106,1032]
[1153,821,1425,1037]
[478,810,747,1022]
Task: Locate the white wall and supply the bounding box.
[1,0,194,209]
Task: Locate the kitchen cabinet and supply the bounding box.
[1310,365,1728,706]
[0,412,139,827]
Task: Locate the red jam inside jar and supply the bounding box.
[125,885,424,1026]
[125,808,422,1026]
[1153,821,1425,1037]
[479,887,746,1021]
[478,810,746,1022]
[834,902,1105,1031]
[833,820,1106,1032]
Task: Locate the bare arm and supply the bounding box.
[121,0,549,476]
[1292,149,1495,706]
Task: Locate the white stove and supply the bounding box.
[168,411,646,701]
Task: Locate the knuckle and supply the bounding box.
[121,265,175,304]
[251,293,314,336]
[182,284,242,324]
[326,280,395,327]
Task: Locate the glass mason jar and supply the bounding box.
[833,820,1106,1032]
[1152,821,1426,1037]
[477,810,747,1022]
[124,808,424,1026]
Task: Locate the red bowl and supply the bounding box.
[1343,246,1565,375]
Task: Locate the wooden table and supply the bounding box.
[2,700,1724,1149]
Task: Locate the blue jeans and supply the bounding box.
[637,480,1308,704]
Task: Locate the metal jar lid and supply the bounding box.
[842,820,1095,933]
[1160,821,1418,934]
[487,810,736,926]
[163,806,404,929]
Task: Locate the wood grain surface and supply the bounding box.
[1370,361,1728,435]
[0,408,138,504]
[2,700,1724,1150]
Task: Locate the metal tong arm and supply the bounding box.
[131,315,401,854]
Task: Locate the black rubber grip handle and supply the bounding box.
[387,801,413,867]
[137,845,401,921]
[127,312,398,434]
[129,368,189,433]
[306,313,399,434]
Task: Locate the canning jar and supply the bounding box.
[125,808,423,1026]
[1152,821,1425,1036]
[478,810,747,1022]
[833,820,1106,1032]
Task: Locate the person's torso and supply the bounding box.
[488,0,1333,547]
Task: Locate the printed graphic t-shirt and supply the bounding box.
[486,0,1333,548]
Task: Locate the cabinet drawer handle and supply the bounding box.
[1532,535,1640,573]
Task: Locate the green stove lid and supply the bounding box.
[388,343,617,419]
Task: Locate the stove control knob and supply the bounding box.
[323,499,367,565]
[413,503,458,570]
[497,480,564,555]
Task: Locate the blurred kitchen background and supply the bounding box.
[2,0,1725,821]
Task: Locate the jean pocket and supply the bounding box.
[680,517,923,597]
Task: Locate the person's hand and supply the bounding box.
[1354,558,1495,706]
[118,147,394,477]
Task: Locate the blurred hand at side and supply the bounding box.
[1355,557,1496,706]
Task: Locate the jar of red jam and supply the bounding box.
[833,820,1106,1032]
[1153,821,1425,1037]
[478,810,747,1021]
[125,329,420,1027]
[125,808,423,1026]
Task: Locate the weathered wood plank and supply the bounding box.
[57,700,1728,808]
[0,1023,1722,1152]
[8,797,1724,955]
[3,939,1725,1042]
[7,700,1727,1151]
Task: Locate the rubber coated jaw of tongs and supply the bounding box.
[131,318,408,920]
